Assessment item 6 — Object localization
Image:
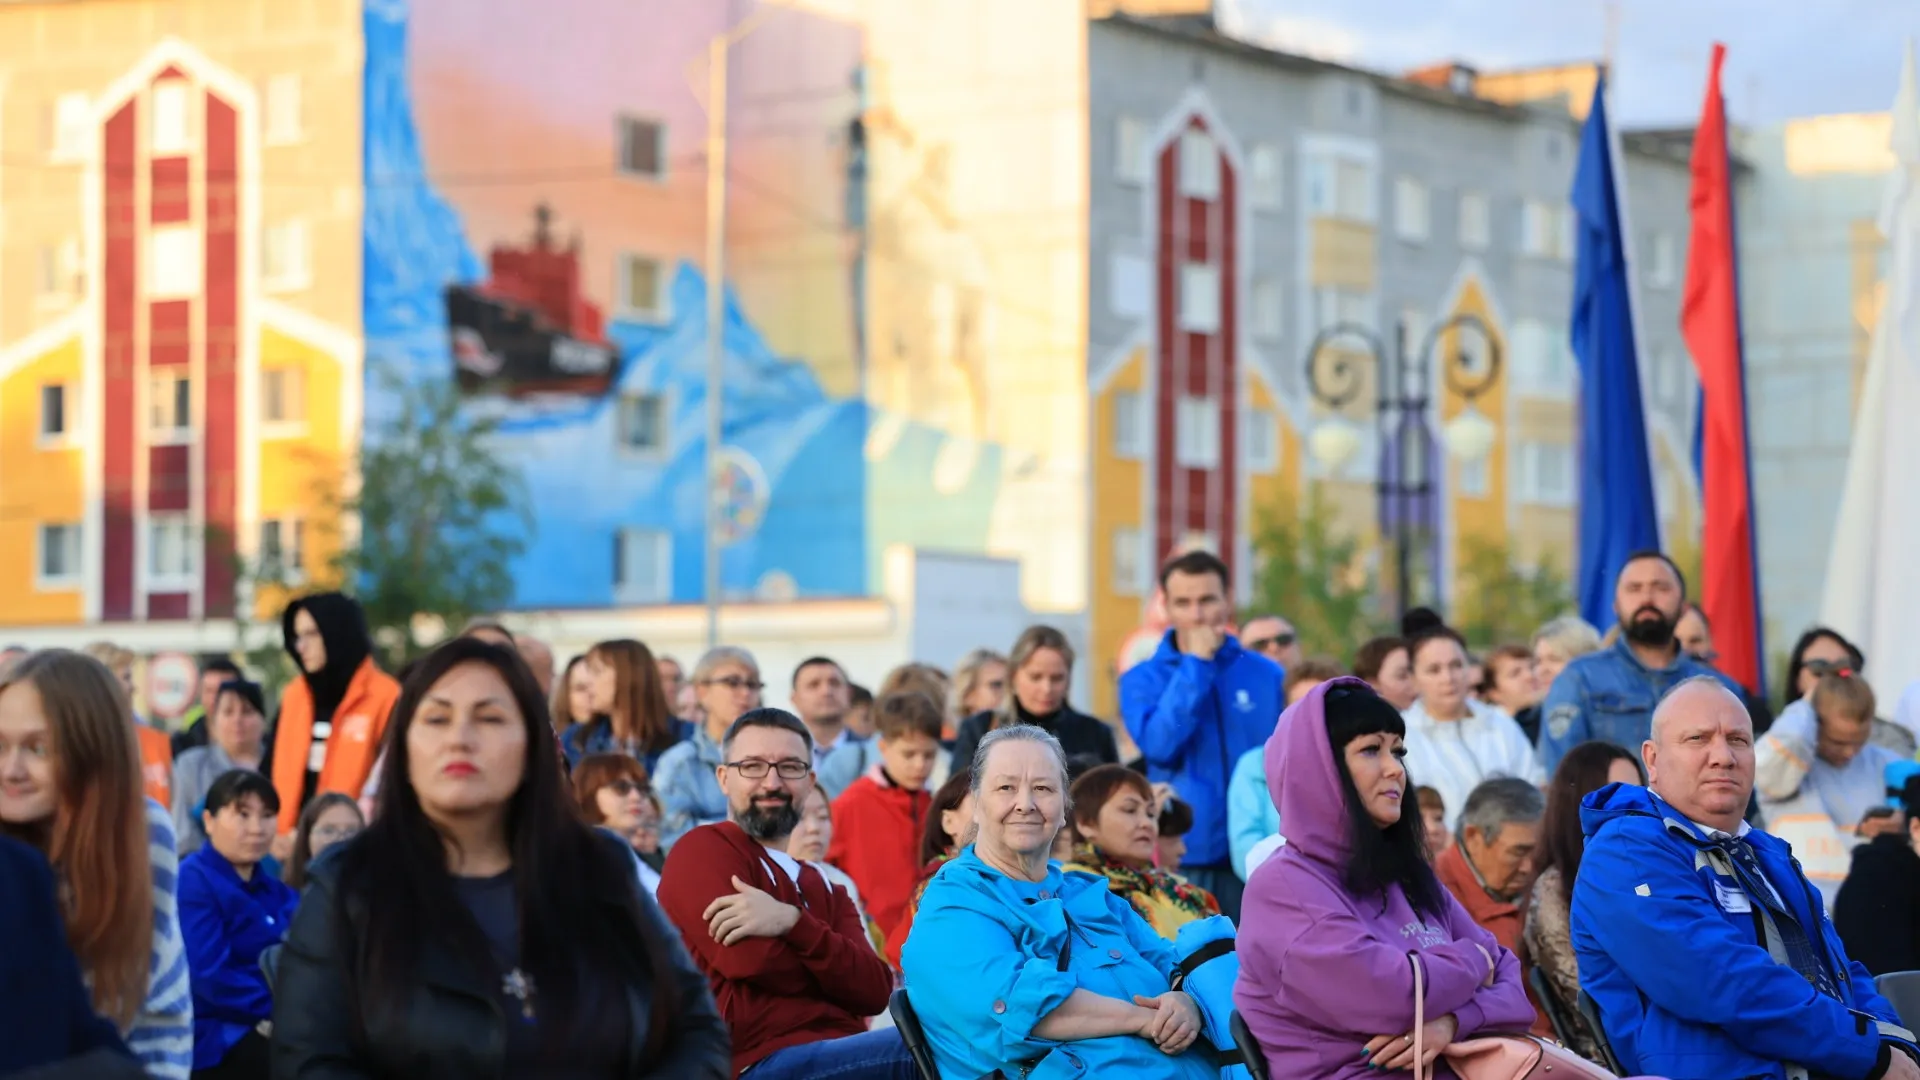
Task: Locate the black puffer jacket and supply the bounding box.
[1834,833,1920,978]
[950,702,1120,778]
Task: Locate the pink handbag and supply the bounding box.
[1409,952,1627,1080]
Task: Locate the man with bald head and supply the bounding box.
[1571,676,1916,1080]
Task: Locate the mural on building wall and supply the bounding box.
[364,0,1082,612]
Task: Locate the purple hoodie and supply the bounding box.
[1231,678,1536,1078]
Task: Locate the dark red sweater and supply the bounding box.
[657,821,893,1076]
[827,770,928,962]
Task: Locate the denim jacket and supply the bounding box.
[1537,637,1743,773]
[654,724,728,849]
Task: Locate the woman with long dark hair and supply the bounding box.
[1522,740,1644,1062]
[561,639,690,773]
[1781,627,1915,755]
[1235,678,1533,1079]
[270,638,728,1078]
[282,794,363,893]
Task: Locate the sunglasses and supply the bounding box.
[1803,659,1856,679]
[1246,632,1296,652]
[604,779,646,798]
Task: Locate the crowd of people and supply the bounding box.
[2,542,1919,1080]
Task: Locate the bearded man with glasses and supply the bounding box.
[657,708,917,1080]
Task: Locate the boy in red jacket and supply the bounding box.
[828,690,941,962]
[656,708,913,1079]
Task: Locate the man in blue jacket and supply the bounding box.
[1120,549,1281,921]
[1572,676,1918,1080]
[1537,550,1743,773]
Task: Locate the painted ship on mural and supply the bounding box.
[446,205,617,398]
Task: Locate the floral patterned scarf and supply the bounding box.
[1070,843,1219,925]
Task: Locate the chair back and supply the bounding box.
[889,987,943,1080]
[1577,989,1624,1074]
[1529,964,1577,1047]
[1230,1010,1271,1080]
[1876,970,1920,1031]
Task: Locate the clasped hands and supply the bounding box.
[1361,942,1495,1072]
[1131,991,1202,1055]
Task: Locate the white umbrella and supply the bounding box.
[1821,40,1920,727]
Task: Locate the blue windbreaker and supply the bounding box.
[1121,632,1282,868]
[1571,782,1913,1080]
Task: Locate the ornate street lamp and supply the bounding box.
[1303,313,1502,620]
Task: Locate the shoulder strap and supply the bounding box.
[1171,937,1236,987]
[1412,952,1428,1080]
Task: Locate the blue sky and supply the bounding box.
[1220,0,1918,127]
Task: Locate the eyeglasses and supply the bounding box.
[604,779,645,798]
[725,758,811,780]
[1246,632,1296,652]
[704,675,765,693]
[311,823,361,845]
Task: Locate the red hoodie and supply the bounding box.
[657,821,893,1076]
[828,768,929,960]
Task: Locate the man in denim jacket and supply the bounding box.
[1538,551,1744,774]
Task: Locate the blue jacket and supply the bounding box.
[1571,782,1913,1080]
[654,723,728,849]
[1121,632,1283,867]
[901,848,1218,1080]
[562,715,695,776]
[1537,637,1743,773]
[1227,746,1279,881]
[178,847,299,1069]
[0,834,132,1075]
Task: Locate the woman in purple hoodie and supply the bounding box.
[1233,678,1536,1078]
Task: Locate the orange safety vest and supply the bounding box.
[271,657,401,834]
[136,725,173,808]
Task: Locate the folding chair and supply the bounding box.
[1230,1010,1271,1080]
[888,988,942,1080]
[1529,965,1577,1047]
[1577,990,1625,1075]
[1876,970,1920,1032]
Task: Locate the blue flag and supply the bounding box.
[1570,79,1660,632]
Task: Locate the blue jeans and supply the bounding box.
[748,1028,919,1080]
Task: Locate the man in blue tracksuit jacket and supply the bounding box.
[1120,549,1281,922]
[1573,677,1917,1080]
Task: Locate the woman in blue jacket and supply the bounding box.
[178,769,298,1078]
[902,725,1217,1080]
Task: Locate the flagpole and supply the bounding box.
[1598,4,1662,527]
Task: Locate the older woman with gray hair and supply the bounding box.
[1531,615,1604,697]
[950,626,1119,780]
[901,725,1218,1080]
[653,645,763,848]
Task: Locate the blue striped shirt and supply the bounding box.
[128,798,194,1079]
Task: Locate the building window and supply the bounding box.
[1334,159,1372,222]
[1110,390,1145,459]
[264,219,311,292]
[39,384,67,440]
[1522,200,1574,260]
[148,514,195,584]
[1458,191,1490,250]
[618,116,666,180]
[1245,408,1280,473]
[259,518,305,581]
[261,367,305,427]
[1178,262,1221,333]
[1252,278,1285,340]
[149,371,191,436]
[1114,115,1148,185]
[1249,144,1283,210]
[1174,394,1220,469]
[1107,248,1150,319]
[1316,288,1371,332]
[50,92,90,161]
[1399,307,1431,358]
[1394,177,1429,242]
[37,523,82,586]
[150,80,192,155]
[1458,455,1490,498]
[1518,441,1575,506]
[1648,232,1678,288]
[37,239,81,299]
[148,226,201,299]
[1111,526,1145,597]
[618,253,666,320]
[1178,128,1220,202]
[616,392,667,453]
[613,527,671,604]
[264,74,303,145]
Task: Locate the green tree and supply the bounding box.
[1245,486,1391,657]
[334,369,532,667]
[1451,534,1576,648]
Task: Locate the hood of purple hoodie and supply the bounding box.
[1268,676,1372,873]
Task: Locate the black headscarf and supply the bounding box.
[282,592,374,723]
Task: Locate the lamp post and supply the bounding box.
[1303,313,1502,620]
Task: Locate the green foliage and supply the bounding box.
[333,368,532,666]
[1245,486,1391,658]
[1451,534,1576,649]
